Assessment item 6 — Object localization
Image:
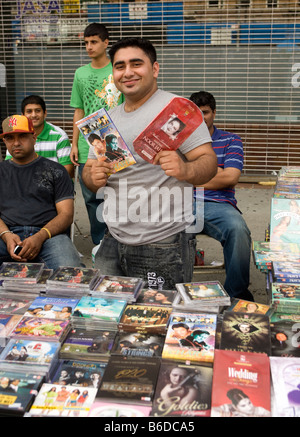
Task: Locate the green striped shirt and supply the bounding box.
[6,121,72,166]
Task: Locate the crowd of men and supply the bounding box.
[0,23,254,302]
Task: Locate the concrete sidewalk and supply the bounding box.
[73,181,274,305]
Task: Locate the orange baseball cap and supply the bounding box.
[0,115,34,138]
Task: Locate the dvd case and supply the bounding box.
[211,349,271,417]
[91,275,144,302]
[133,97,204,164]
[162,312,217,364]
[27,382,98,417]
[0,262,44,283]
[76,107,136,172]
[152,361,213,417]
[96,355,161,405]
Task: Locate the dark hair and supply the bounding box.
[189,91,216,112]
[88,133,101,144]
[190,329,210,338]
[84,22,109,41]
[105,134,117,146]
[172,322,189,330]
[21,95,46,114]
[227,389,249,406]
[109,37,157,65]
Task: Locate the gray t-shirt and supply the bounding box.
[88,89,211,245]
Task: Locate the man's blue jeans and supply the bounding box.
[95,230,196,290]
[0,226,82,270]
[78,164,107,245]
[201,201,251,299]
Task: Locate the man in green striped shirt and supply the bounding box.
[6,95,74,177]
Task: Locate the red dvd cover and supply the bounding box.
[211,349,271,417]
[133,97,204,164]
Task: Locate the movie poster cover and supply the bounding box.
[0,369,45,416]
[211,349,271,417]
[0,338,60,366]
[152,361,213,417]
[76,108,136,172]
[10,316,70,343]
[118,304,172,334]
[228,299,272,316]
[24,296,79,320]
[96,355,161,405]
[59,328,116,361]
[92,275,144,301]
[28,383,98,417]
[270,320,300,357]
[135,288,177,307]
[0,262,44,282]
[72,296,127,323]
[111,332,165,358]
[133,97,204,164]
[51,359,107,389]
[270,198,300,244]
[162,312,216,364]
[220,311,271,355]
[176,281,229,303]
[47,267,99,289]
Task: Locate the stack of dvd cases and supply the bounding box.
[72,296,127,331]
[0,367,45,416]
[0,262,45,296]
[0,338,61,381]
[91,275,144,302]
[174,281,231,313]
[8,315,71,345]
[45,266,100,297]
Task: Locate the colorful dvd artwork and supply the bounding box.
[211,350,271,417]
[28,383,98,417]
[162,312,217,364]
[133,97,204,164]
[76,108,136,172]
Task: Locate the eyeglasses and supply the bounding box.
[3,133,33,145]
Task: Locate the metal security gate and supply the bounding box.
[1,0,300,176]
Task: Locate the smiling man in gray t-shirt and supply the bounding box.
[83,37,217,289]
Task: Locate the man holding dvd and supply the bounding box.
[82,37,217,289]
[0,114,82,270]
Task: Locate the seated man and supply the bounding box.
[0,114,82,270]
[189,91,253,301]
[6,95,74,177]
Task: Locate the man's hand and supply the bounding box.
[153,142,217,186]
[153,150,187,181]
[70,143,79,166]
[2,232,23,261]
[14,233,46,261]
[82,157,116,192]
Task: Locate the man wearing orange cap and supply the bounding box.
[0,115,82,270]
